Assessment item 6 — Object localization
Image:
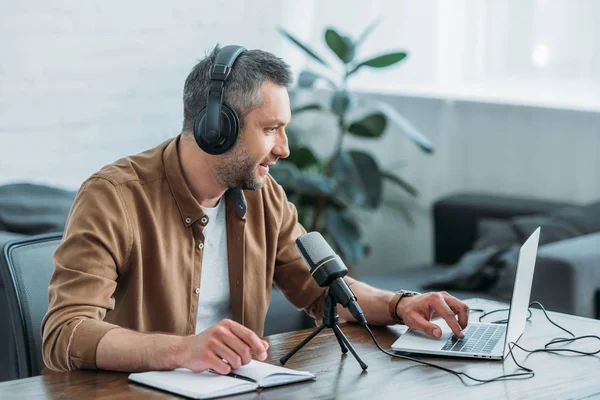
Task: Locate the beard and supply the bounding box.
[213,143,271,190]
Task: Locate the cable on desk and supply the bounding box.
[364,301,600,385]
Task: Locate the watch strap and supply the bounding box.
[389,290,421,324]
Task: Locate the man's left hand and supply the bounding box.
[396,291,469,339]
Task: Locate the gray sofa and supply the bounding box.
[356,193,600,320]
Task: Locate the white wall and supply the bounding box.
[296,89,600,273]
[0,0,288,190]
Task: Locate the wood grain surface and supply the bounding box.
[1,299,599,400]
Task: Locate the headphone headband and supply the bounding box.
[204,45,247,142]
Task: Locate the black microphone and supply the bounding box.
[295,232,367,325]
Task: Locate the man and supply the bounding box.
[41,45,469,375]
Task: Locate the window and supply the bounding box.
[282,0,600,111]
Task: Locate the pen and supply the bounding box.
[226,372,257,383]
[208,369,257,383]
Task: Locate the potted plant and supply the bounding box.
[272,21,435,271]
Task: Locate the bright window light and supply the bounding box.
[532,43,550,68]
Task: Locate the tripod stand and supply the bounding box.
[279,293,368,370]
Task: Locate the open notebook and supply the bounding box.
[128,360,315,399]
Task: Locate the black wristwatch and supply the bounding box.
[389,290,421,324]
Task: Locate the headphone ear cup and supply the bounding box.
[218,104,240,153]
[193,104,240,155]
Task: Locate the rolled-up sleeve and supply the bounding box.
[41,177,131,371]
[270,179,328,321]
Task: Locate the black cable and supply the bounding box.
[364,325,533,384]
[474,307,532,324]
[363,301,600,385]
[512,301,600,357]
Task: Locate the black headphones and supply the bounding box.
[193,45,247,155]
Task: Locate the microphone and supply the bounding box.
[295,232,367,325]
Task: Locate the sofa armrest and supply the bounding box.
[531,232,600,318]
[433,193,573,265]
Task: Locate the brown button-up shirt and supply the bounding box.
[41,135,327,372]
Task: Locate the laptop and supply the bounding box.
[391,227,540,360]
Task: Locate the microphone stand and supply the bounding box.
[279,292,368,370]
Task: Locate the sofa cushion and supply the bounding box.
[472,218,519,250]
[0,183,76,235]
[511,200,600,245]
[357,265,501,302]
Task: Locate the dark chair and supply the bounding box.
[0,233,62,380]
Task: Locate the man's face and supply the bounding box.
[214,80,291,190]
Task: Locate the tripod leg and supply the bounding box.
[280,324,326,365]
[332,325,368,371]
[333,326,348,354]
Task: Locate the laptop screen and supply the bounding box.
[503,227,540,357]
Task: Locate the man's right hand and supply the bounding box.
[178,319,269,374]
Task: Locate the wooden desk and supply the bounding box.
[1,299,599,399]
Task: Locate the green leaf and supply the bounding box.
[278,27,329,67]
[296,176,336,196]
[297,193,345,211]
[297,70,337,89]
[325,28,355,63]
[347,51,407,76]
[361,52,408,67]
[380,199,415,228]
[330,150,382,209]
[284,125,301,147]
[291,103,323,114]
[268,160,299,189]
[381,170,418,197]
[355,18,381,47]
[330,90,355,117]
[288,146,320,170]
[347,113,387,138]
[325,208,365,264]
[396,203,415,228]
[375,101,434,153]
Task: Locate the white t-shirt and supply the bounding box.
[195,198,232,334]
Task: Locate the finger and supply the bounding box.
[206,353,231,375]
[431,295,464,338]
[220,330,253,365]
[444,295,469,329]
[261,339,269,351]
[213,341,243,370]
[409,313,443,338]
[226,320,267,359]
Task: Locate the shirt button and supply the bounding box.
[200,216,208,225]
[185,217,191,224]
[198,242,204,249]
[194,288,200,294]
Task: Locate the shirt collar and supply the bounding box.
[162,135,247,227]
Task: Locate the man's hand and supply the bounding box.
[396,291,469,339]
[179,319,269,374]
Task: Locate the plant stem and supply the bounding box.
[309,67,351,232]
[310,116,346,232]
[332,117,346,158]
[332,67,350,159]
[309,200,324,232]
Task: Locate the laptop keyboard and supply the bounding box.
[441,323,506,354]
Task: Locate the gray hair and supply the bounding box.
[182,45,293,133]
